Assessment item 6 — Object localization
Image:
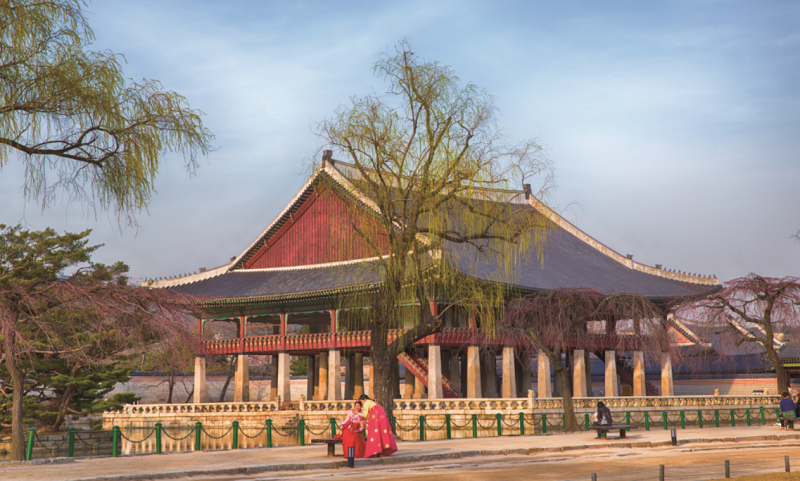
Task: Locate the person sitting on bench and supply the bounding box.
[593,401,613,427]
[780,391,796,430]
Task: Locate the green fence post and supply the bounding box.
[760,406,765,425]
[419,415,425,441]
[68,427,76,458]
[715,409,720,427]
[446,414,452,439]
[472,414,478,438]
[25,428,36,461]
[232,421,239,450]
[680,411,685,429]
[730,409,736,427]
[299,419,305,446]
[626,411,631,426]
[698,411,703,429]
[112,425,121,457]
[746,408,751,426]
[392,416,397,434]
[330,417,337,438]
[585,413,590,431]
[266,419,273,448]
[776,408,782,424]
[644,412,650,431]
[155,423,162,454]
[519,412,525,436]
[562,413,566,431]
[542,414,547,434]
[194,422,202,451]
[662,412,668,430]
[496,413,502,437]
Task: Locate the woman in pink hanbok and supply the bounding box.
[339,400,366,458]
[358,394,397,458]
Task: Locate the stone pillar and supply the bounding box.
[428,344,444,398]
[584,350,593,397]
[414,373,425,399]
[194,357,207,404]
[353,353,364,398]
[604,350,620,397]
[403,366,415,399]
[449,349,461,396]
[269,355,278,401]
[485,351,498,398]
[328,349,341,400]
[344,354,353,400]
[234,354,250,402]
[537,351,551,398]
[467,345,482,398]
[502,346,517,398]
[572,349,587,398]
[277,351,291,402]
[319,351,329,400]
[313,354,321,400]
[306,355,315,401]
[660,352,674,397]
[632,351,646,397]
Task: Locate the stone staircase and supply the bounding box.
[398,352,460,398]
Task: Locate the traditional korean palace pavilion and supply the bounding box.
[148,151,720,405]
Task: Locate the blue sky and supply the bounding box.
[1,0,798,283]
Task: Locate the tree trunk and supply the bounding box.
[218,356,236,402]
[766,346,789,394]
[4,325,25,461]
[557,366,580,432]
[9,362,25,461]
[370,320,394,429]
[184,385,195,404]
[51,386,75,432]
[166,374,175,404]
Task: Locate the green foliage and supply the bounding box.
[0,0,213,224]
[290,356,307,376]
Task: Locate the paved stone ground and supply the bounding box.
[3,426,800,481]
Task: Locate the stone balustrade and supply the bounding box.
[113,401,280,415]
[296,394,779,415]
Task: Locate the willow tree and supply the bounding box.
[318,41,551,421]
[0,0,212,225]
[504,289,671,432]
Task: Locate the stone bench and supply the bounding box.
[593,424,634,440]
[311,437,341,457]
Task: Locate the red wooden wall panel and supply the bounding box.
[244,186,389,269]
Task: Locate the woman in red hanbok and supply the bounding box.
[339,400,366,458]
[358,394,397,458]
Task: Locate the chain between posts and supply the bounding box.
[119,427,157,443]
[162,425,196,441]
